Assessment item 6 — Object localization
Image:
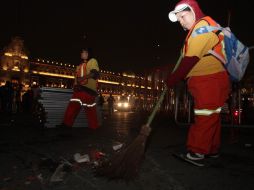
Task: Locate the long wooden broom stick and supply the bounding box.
[95,55,183,181]
[145,52,183,127]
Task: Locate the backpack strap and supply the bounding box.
[191,25,226,64]
[191,26,222,37]
[207,50,226,64]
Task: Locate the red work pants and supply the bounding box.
[187,71,230,154]
[63,91,98,129]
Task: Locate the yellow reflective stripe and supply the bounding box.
[194,107,222,116]
[70,98,96,107]
[81,64,84,77]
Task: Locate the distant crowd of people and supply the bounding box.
[0,81,41,115]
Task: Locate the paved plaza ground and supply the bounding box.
[1,111,254,190]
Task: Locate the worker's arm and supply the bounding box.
[166,56,199,89]
[76,69,100,82]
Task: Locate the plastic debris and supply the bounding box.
[113,143,123,151]
[50,163,67,182]
[37,173,44,183]
[93,161,99,166]
[74,153,90,163]
[25,181,31,185]
[245,143,252,147]
[89,150,105,161]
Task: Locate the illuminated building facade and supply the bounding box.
[0,37,169,111]
[1,37,253,124]
[0,37,30,87]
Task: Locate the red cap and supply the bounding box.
[168,0,205,22]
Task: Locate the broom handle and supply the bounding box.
[145,54,183,126]
[146,86,168,126]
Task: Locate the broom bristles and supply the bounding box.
[95,125,151,181]
[95,85,168,181]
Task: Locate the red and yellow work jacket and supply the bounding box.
[184,16,226,77]
[75,58,99,92]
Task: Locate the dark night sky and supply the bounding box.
[1,0,253,73]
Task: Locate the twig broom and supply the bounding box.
[95,55,182,181]
[95,87,168,181]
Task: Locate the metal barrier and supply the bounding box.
[172,83,254,128]
[38,87,88,128]
[173,84,193,126]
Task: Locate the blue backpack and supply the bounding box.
[192,26,250,82]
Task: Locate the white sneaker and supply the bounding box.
[186,152,205,160]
